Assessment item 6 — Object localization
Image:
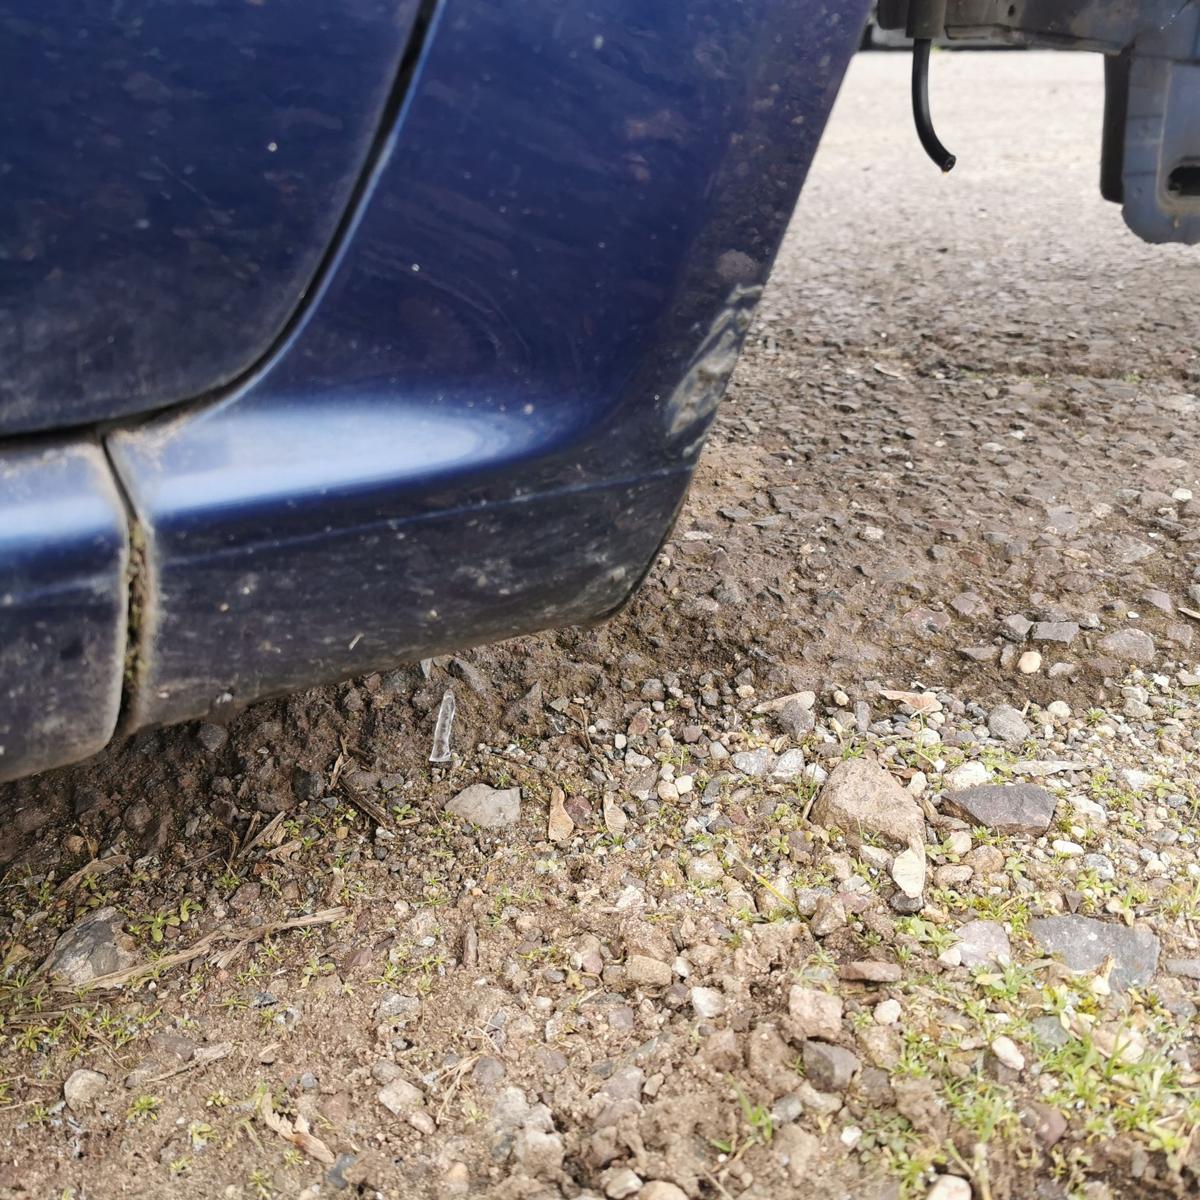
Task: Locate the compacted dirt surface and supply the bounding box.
[3,52,1200,1200]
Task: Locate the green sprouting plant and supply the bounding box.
[248,1168,274,1199]
[127,1094,161,1122]
[188,1120,215,1149]
[300,956,334,988]
[735,1086,775,1145]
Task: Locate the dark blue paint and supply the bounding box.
[0,0,421,434]
[110,0,868,728]
[0,0,867,778]
[0,443,128,782]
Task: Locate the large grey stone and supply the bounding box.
[43,906,138,986]
[1030,916,1159,990]
[943,783,1056,835]
[986,704,1031,744]
[446,784,521,828]
[810,759,924,848]
[1097,628,1155,665]
[1031,621,1079,645]
[953,919,1012,968]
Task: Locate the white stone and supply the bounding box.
[944,830,972,856]
[946,761,989,790]
[686,854,724,884]
[690,987,726,1019]
[873,999,902,1025]
[772,749,806,779]
[890,846,926,898]
[1017,650,1042,674]
[926,1175,972,1200]
[378,1077,424,1115]
[990,1035,1025,1071]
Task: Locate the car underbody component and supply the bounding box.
[878,0,1200,243]
[906,0,958,172]
[911,38,957,171]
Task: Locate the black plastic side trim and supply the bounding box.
[1101,50,1131,205]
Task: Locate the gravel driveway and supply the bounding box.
[2,51,1198,1200]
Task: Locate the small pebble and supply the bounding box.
[873,999,902,1025]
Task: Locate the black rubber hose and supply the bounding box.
[912,38,956,173]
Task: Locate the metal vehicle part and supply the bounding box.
[878,0,1200,242]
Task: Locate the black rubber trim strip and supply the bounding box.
[1101,50,1131,205]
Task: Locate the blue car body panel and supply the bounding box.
[1,0,869,779]
[0,0,422,434]
[0,443,128,780]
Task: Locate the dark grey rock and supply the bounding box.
[292,766,324,802]
[473,1056,507,1089]
[1031,621,1079,645]
[195,723,229,752]
[943,783,1056,835]
[502,683,546,736]
[327,1153,358,1190]
[1000,615,1033,642]
[1029,1016,1070,1050]
[986,704,1031,744]
[1030,916,1160,990]
[1164,959,1200,980]
[775,701,816,738]
[802,1041,860,1092]
[377,993,421,1023]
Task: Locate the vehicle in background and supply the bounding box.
[1,0,1196,783]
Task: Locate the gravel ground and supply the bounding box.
[3,51,1200,1200]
